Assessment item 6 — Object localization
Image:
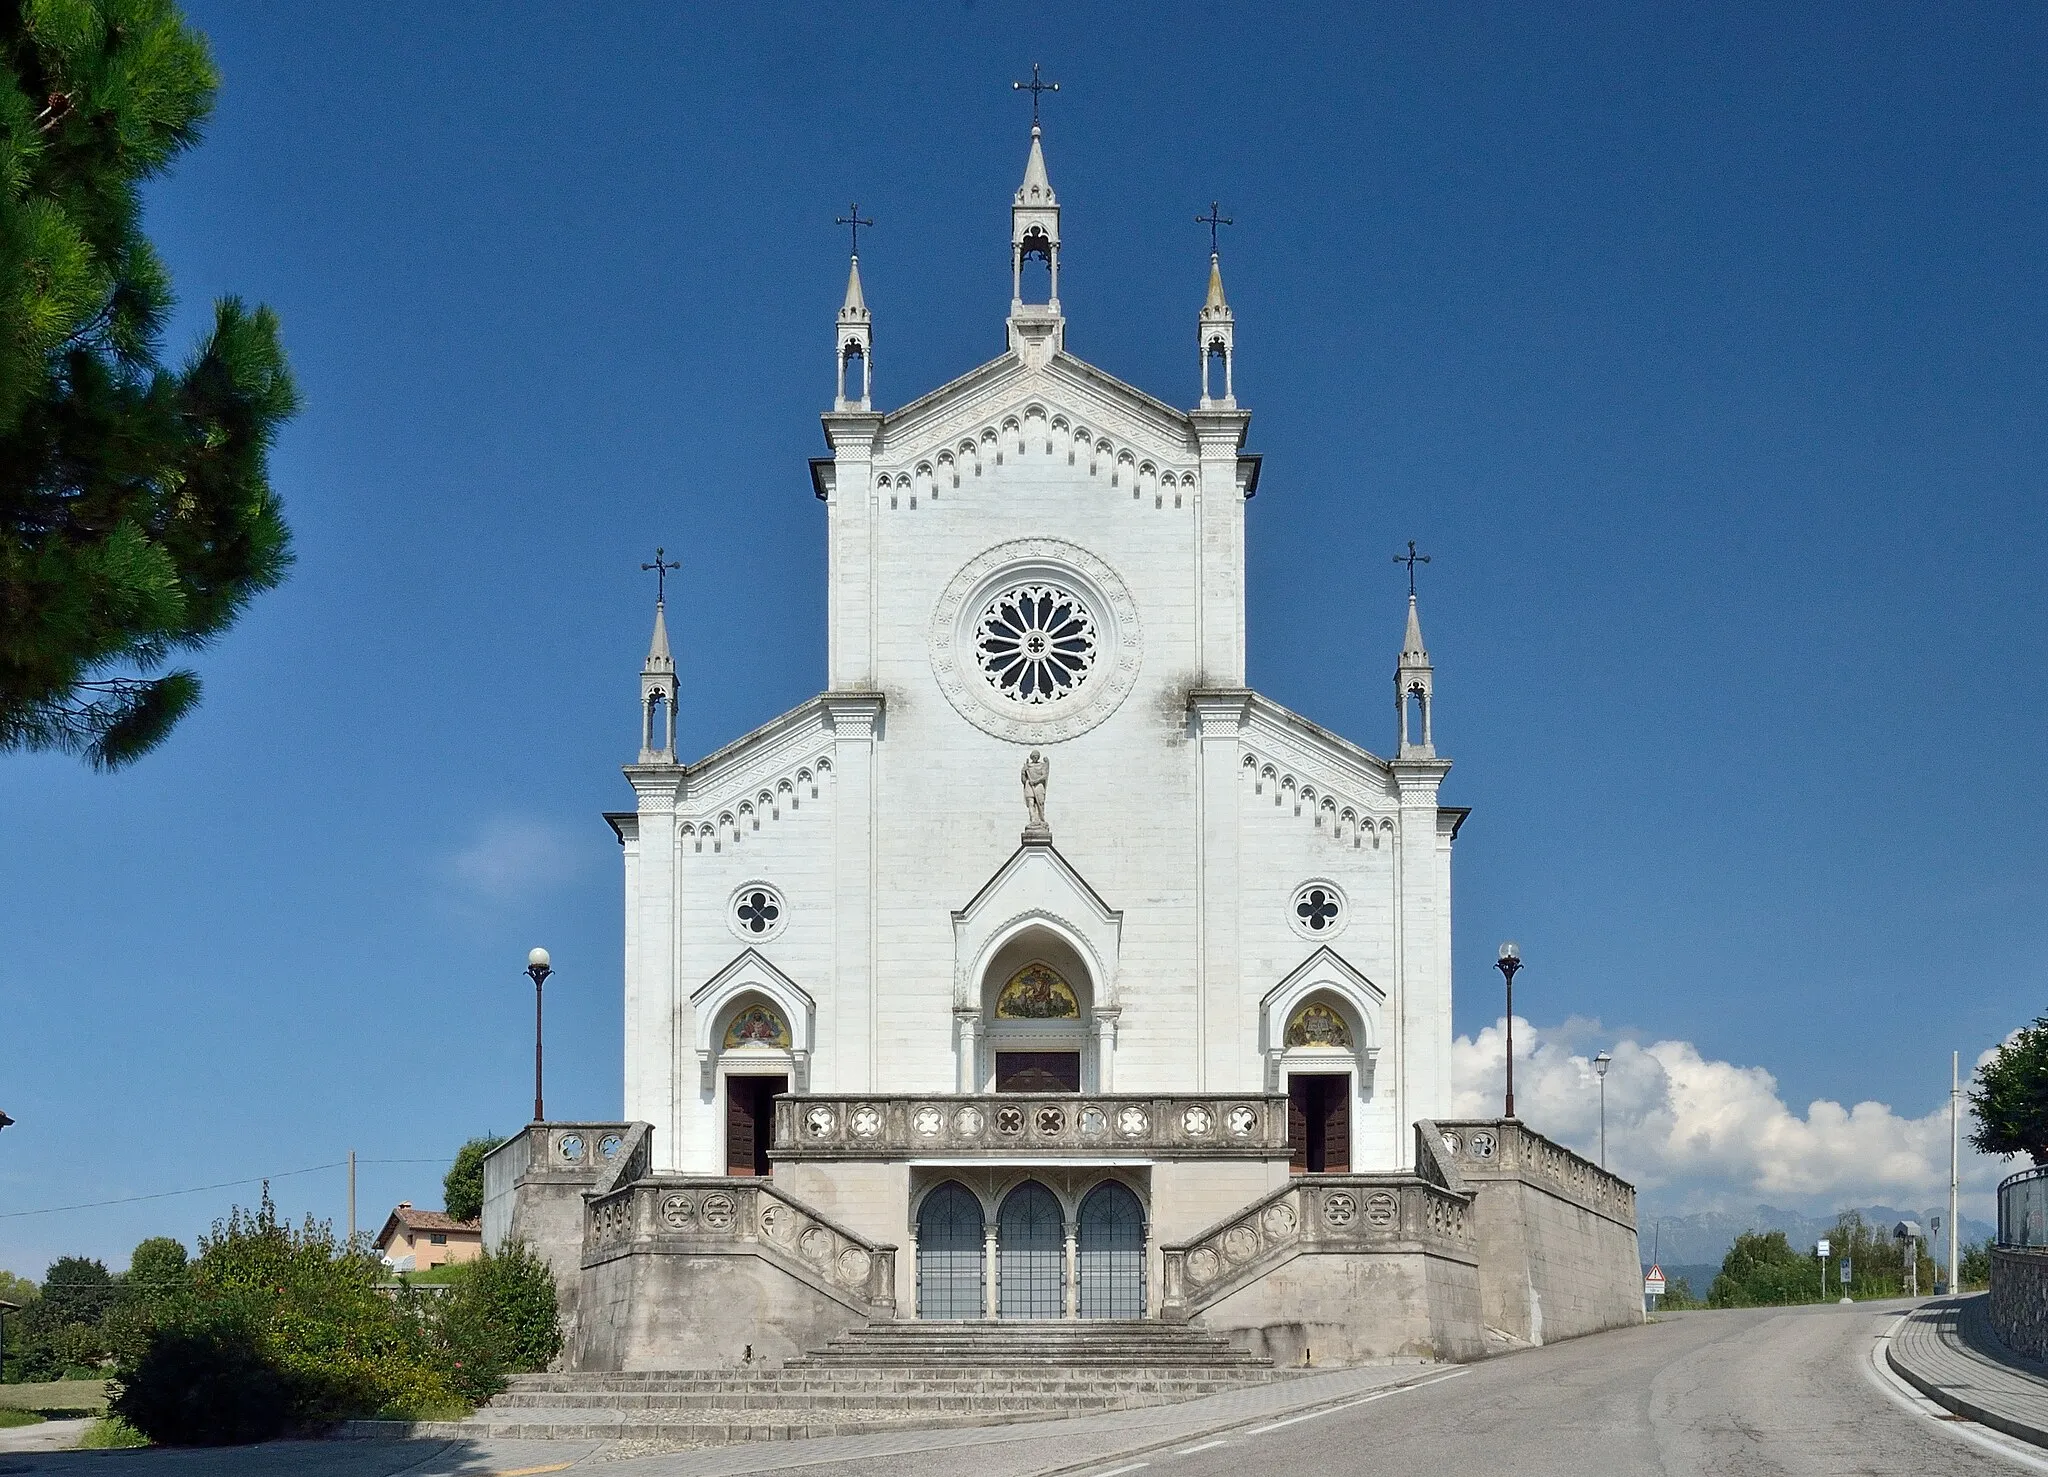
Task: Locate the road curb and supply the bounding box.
[1885,1315,2048,1451]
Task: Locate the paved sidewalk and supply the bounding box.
[1886,1292,2048,1448]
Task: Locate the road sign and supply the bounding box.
[1841,1258,1852,1283]
[1817,1238,1830,1257]
[1645,1263,1666,1297]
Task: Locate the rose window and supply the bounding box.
[973,583,1098,704]
[1296,888,1339,932]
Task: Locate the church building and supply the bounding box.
[489,120,1639,1371]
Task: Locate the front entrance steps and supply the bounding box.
[343,1323,1288,1447]
[791,1319,1278,1369]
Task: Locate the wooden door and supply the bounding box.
[725,1076,787,1176]
[1324,1074,1351,1172]
[1288,1078,1310,1172]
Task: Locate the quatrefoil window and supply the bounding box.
[974,583,1099,704]
[730,883,787,941]
[1288,881,1346,940]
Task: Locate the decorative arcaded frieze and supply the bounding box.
[771,1093,1290,1161]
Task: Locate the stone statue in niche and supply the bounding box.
[1021,748,1050,837]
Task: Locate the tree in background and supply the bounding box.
[442,1135,500,1225]
[1961,1240,1992,1289]
[104,1235,187,1360]
[1,0,296,769]
[1708,1231,1819,1308]
[1971,1018,2048,1165]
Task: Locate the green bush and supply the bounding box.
[78,1416,147,1449]
[436,1241,562,1404]
[111,1317,299,1446]
[442,1136,500,1226]
[0,1409,42,1429]
[110,1189,461,1444]
[1961,1239,1992,1289]
[1709,1230,1821,1307]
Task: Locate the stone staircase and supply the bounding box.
[346,1322,1289,1447]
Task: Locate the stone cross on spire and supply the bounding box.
[642,546,680,604]
[1013,62,1059,125]
[1394,540,1430,597]
[1197,201,1234,255]
[834,202,873,257]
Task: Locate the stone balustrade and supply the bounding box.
[583,1176,897,1315]
[1432,1118,1636,1228]
[770,1093,1292,1161]
[1160,1174,1476,1318]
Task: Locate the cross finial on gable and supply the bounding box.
[834,202,873,257]
[1013,62,1060,125]
[1394,540,1430,597]
[642,546,680,603]
[1197,201,1234,255]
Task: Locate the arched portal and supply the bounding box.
[916,1182,986,1319]
[997,1181,1065,1319]
[981,929,1094,1091]
[1077,1181,1145,1319]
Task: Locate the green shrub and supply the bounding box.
[442,1136,500,1226]
[1709,1230,1821,1307]
[78,1416,148,1449]
[111,1317,299,1446]
[0,1408,42,1428]
[436,1241,562,1404]
[1961,1240,1992,1289]
[110,1189,461,1444]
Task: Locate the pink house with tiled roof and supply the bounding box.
[374,1201,482,1271]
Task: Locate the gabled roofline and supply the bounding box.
[951,838,1122,925]
[1232,690,1394,784]
[868,347,1200,452]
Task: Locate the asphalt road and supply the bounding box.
[1048,1304,2036,1477]
[4,1304,2040,1476]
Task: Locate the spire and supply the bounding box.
[833,204,874,411]
[1401,594,1428,666]
[1196,204,1236,409]
[1017,125,1056,209]
[638,551,679,763]
[1008,119,1063,361]
[644,599,673,677]
[840,254,868,316]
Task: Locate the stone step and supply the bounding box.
[498,1376,1253,1397]
[344,1410,1049,1444]
[487,1385,1244,1412]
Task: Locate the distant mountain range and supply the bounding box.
[1638,1203,1993,1274]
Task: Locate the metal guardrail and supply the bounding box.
[1998,1164,2048,1246]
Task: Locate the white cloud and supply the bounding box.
[447,817,583,899]
[1451,1017,2013,1218]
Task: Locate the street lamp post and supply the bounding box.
[1594,1051,1613,1168]
[1495,942,1523,1119]
[526,947,553,1123]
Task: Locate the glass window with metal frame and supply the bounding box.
[997,1181,1065,1320]
[916,1182,986,1319]
[1077,1181,1145,1319]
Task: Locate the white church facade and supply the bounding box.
[487,124,1640,1371]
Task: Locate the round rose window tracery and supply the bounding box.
[973,583,1099,704]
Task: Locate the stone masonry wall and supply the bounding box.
[1990,1246,2048,1359]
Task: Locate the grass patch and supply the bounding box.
[0,1379,108,1415]
[78,1417,147,1449]
[0,1409,43,1428]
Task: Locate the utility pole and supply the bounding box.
[348,1149,357,1243]
[1951,1050,1962,1295]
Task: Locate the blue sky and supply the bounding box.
[4,3,2045,1272]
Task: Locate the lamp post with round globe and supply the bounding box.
[1593,1051,1613,1167]
[1495,942,1522,1119]
[526,948,553,1122]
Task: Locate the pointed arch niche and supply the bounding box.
[978,935,1094,1092]
[689,950,815,1097]
[952,840,1122,1093]
[1260,949,1383,1173]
